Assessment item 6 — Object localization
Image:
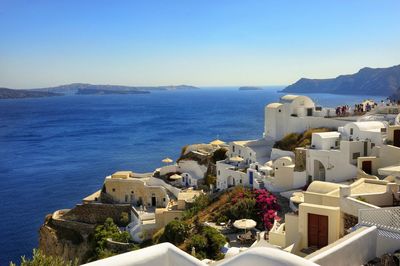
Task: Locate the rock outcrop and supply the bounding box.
[39,204,131,264]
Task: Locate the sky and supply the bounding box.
[0,0,399,89]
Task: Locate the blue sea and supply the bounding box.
[0,87,381,264]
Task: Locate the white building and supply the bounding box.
[340,121,386,146]
[248,154,307,192]
[159,159,208,188]
[264,95,350,140]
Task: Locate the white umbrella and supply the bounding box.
[230,156,244,163]
[162,157,173,164]
[233,219,256,230]
[169,174,182,180]
[210,139,225,146]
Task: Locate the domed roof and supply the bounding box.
[307,181,341,194]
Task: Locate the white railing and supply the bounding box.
[358,207,400,234]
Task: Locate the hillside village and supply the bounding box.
[40,94,400,266]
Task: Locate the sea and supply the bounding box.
[0,87,382,264]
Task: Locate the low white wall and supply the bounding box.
[159,165,178,176]
[218,247,318,266]
[83,243,204,266]
[308,226,378,266]
[178,160,207,179]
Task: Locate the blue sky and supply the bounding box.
[0,0,399,88]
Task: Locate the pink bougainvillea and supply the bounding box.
[253,189,280,230]
[229,188,281,230]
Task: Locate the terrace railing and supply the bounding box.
[358,207,400,234]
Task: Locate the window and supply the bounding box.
[278,109,281,112]
[239,150,241,155]
[371,143,375,149]
[352,152,360,160]
[239,179,242,184]
[350,128,354,135]
[112,188,115,192]
[218,170,220,176]
[131,190,134,194]
[125,195,128,202]
[163,198,166,202]
[232,146,235,152]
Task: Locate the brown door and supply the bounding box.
[362,161,372,175]
[308,213,328,248]
[394,130,400,148]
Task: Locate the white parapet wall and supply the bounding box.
[307,226,378,266]
[83,243,204,266]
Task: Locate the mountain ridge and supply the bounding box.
[282,64,400,96]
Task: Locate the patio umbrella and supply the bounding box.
[230,156,244,163]
[233,219,256,231]
[169,174,182,180]
[210,139,225,146]
[162,157,173,164]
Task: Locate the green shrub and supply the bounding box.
[202,226,226,259]
[212,148,228,163]
[160,220,188,245]
[183,194,210,219]
[10,249,78,266]
[216,214,228,224]
[119,212,130,227]
[93,218,132,259]
[188,234,208,259]
[204,175,217,186]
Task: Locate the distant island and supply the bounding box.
[238,86,263,91]
[282,64,400,96]
[0,87,62,99]
[33,83,200,94]
[0,83,200,99]
[76,88,150,95]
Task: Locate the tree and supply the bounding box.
[160,220,188,245]
[202,226,226,260]
[93,218,132,259]
[183,194,210,219]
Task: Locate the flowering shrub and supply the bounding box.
[222,187,280,230]
[253,189,280,229]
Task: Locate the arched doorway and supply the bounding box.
[227,176,234,188]
[314,160,326,181]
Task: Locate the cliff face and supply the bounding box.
[39,214,94,264]
[39,204,131,264]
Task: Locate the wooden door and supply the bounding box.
[362,161,372,175]
[308,213,328,248]
[394,130,400,147]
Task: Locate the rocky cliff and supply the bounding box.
[39,203,131,264]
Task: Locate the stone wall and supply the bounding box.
[62,203,131,224]
[294,148,307,172]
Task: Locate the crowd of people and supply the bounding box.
[335,98,400,117]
